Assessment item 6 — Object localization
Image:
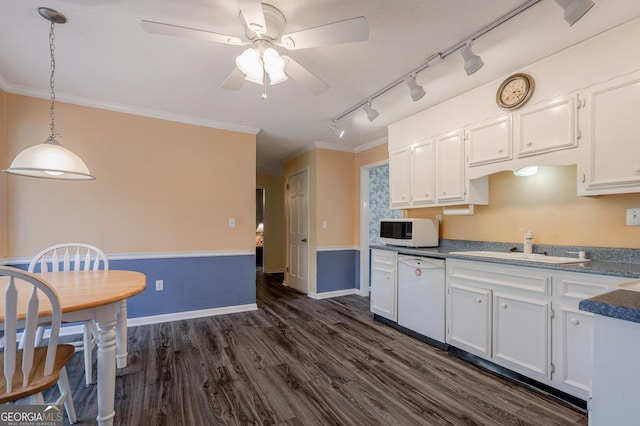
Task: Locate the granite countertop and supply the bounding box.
[370,240,640,279]
[579,289,640,324]
[372,239,640,324]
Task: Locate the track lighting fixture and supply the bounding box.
[460,41,484,75]
[330,121,345,139]
[362,102,379,122]
[405,75,426,102]
[554,0,594,26]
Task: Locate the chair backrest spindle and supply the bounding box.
[28,244,109,274]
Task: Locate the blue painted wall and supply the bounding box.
[316,250,359,293]
[10,254,256,319]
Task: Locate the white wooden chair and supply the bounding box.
[27,243,114,387]
[0,266,77,423]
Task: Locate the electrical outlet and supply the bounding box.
[322,220,328,229]
[155,279,163,291]
[626,208,640,226]
[435,214,442,223]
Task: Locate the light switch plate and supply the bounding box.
[626,208,640,226]
[228,218,236,228]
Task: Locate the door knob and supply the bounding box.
[301,238,307,243]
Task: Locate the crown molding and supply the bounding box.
[354,136,388,153]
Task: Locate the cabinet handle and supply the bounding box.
[501,303,508,309]
[634,167,640,175]
[582,173,586,183]
[475,298,482,303]
[442,191,447,195]
[386,276,390,280]
[425,193,429,197]
[498,149,503,153]
[571,318,580,325]
[526,142,533,147]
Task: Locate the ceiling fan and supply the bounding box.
[141,0,369,98]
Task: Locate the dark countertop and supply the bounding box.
[579,289,640,324]
[371,239,640,325]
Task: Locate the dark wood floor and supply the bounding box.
[51,270,588,425]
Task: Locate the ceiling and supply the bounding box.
[1,1,639,175]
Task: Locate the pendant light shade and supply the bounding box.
[3,7,94,181]
[5,139,94,180]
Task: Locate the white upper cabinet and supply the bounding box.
[436,130,466,203]
[517,95,579,157]
[389,147,411,208]
[410,139,436,206]
[466,115,513,167]
[578,71,640,195]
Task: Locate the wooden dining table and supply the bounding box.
[0,269,146,426]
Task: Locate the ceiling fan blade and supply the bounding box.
[238,0,267,35]
[283,56,329,95]
[280,16,368,50]
[141,20,245,46]
[221,67,246,90]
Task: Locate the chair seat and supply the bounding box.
[0,344,75,403]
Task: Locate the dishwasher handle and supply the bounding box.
[398,257,443,269]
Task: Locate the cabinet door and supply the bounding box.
[557,307,593,396]
[493,293,551,380]
[389,147,411,208]
[447,284,492,356]
[436,130,465,203]
[517,95,578,157]
[370,250,397,321]
[579,73,640,194]
[467,115,512,166]
[410,139,435,206]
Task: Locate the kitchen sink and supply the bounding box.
[449,250,591,264]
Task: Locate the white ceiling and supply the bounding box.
[1,0,639,175]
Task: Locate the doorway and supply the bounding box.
[287,170,309,294]
[256,187,265,269]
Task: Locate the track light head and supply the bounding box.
[555,0,594,26]
[460,42,484,75]
[405,75,426,102]
[330,121,345,139]
[362,102,380,122]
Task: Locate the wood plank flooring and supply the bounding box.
[50,270,588,425]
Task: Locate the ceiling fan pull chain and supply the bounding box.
[262,68,267,100]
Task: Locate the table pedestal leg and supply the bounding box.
[116,299,128,369]
[96,309,117,426]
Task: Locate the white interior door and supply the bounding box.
[287,170,308,293]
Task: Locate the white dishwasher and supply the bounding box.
[397,255,446,346]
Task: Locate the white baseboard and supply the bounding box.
[49,303,259,337]
[356,288,369,297]
[308,288,357,300]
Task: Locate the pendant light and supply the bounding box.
[3,8,94,180]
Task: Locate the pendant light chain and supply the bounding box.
[48,20,57,141]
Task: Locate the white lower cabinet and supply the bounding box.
[370,249,397,321]
[446,259,627,400]
[493,293,551,381]
[447,284,492,356]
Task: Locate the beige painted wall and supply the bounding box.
[3,93,256,257]
[256,174,285,272]
[316,149,355,247]
[408,165,640,248]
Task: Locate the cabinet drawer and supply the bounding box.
[448,260,551,295]
[371,249,397,266]
[555,271,628,301]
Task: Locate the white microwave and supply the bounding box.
[379,218,439,247]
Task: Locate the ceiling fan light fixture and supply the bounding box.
[555,0,595,25]
[460,41,484,75]
[362,102,379,122]
[263,47,288,85]
[405,75,426,102]
[236,48,264,84]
